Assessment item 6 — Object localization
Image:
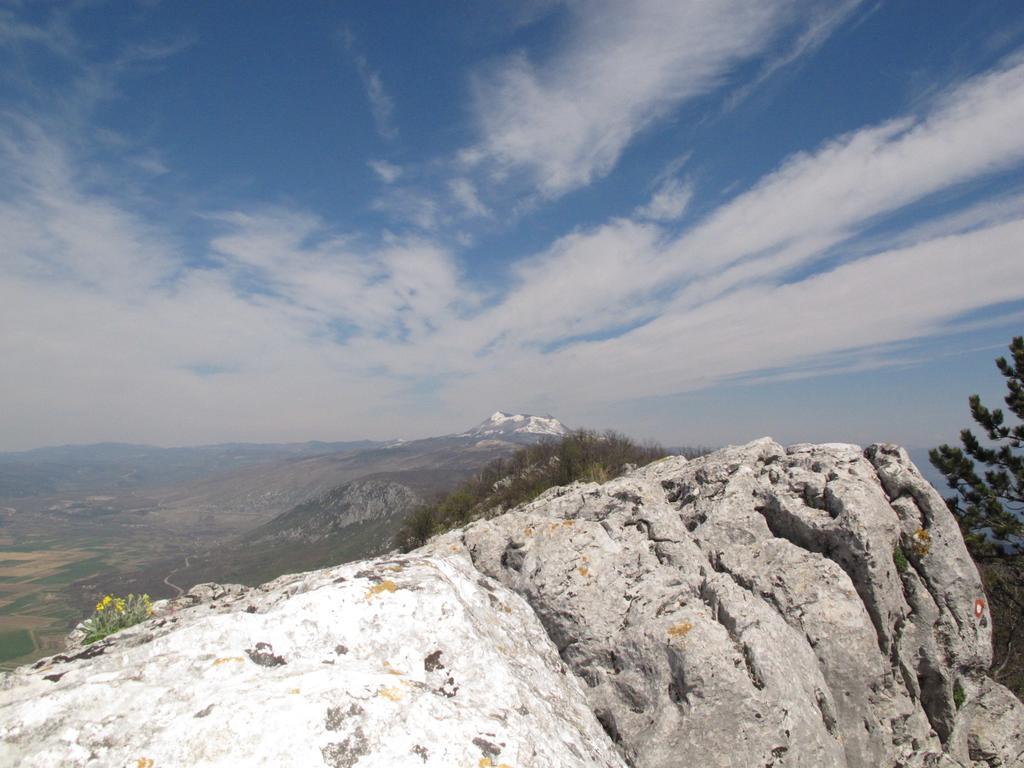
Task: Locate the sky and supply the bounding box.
[2,0,1024,453]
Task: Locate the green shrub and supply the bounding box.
[893,545,909,573]
[82,593,153,644]
[394,430,710,551]
[953,682,966,709]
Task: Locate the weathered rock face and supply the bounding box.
[2,439,1022,768]
[427,439,1022,768]
[0,557,625,767]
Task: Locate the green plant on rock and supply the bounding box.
[893,545,909,574]
[82,593,153,644]
[953,682,966,710]
[394,430,709,552]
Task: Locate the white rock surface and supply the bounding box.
[3,439,1022,768]
[0,557,625,767]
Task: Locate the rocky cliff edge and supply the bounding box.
[1,439,1022,767]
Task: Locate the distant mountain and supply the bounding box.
[131,413,570,537]
[459,411,568,441]
[92,413,570,592]
[252,478,421,545]
[0,440,380,499]
[171,474,432,587]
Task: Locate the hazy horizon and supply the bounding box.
[3,2,1023,454]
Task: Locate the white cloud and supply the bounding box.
[464,51,1024,363]
[368,159,402,183]
[341,29,397,140]
[370,187,441,231]
[439,216,1024,413]
[0,124,177,295]
[658,52,1024,294]
[5,26,1024,450]
[206,208,471,344]
[464,0,839,198]
[635,178,693,222]
[448,178,490,218]
[722,0,867,111]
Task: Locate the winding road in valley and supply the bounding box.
[162,555,192,598]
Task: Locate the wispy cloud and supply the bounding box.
[448,178,490,219]
[722,0,867,111]
[8,49,1024,445]
[3,4,1024,450]
[368,159,402,183]
[0,4,78,58]
[341,28,397,141]
[635,178,693,222]
[461,0,854,200]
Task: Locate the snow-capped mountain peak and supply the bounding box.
[460,412,568,440]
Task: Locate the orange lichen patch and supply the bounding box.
[524,527,534,537]
[383,565,404,573]
[288,688,301,694]
[547,523,561,533]
[378,686,402,701]
[562,519,575,527]
[577,567,589,577]
[911,528,932,557]
[581,554,590,563]
[478,759,513,768]
[136,759,154,768]
[383,660,404,675]
[364,580,398,601]
[668,621,694,639]
[211,656,245,666]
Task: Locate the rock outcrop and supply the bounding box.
[2,439,1023,767]
[0,558,623,767]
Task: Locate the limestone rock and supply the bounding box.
[0,557,625,767]
[425,439,1022,768]
[3,438,1022,767]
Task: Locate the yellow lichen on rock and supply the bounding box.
[211,656,245,666]
[911,528,932,557]
[578,566,589,577]
[365,580,398,601]
[478,759,513,768]
[136,759,154,768]
[377,686,402,701]
[668,621,694,639]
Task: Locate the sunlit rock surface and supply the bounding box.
[0,558,625,767]
[427,439,1023,768]
[3,439,1022,767]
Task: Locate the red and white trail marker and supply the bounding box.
[975,598,986,620]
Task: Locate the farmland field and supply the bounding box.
[0,629,34,664]
[0,498,193,670]
[0,544,110,668]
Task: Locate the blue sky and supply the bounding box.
[2,0,1024,452]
